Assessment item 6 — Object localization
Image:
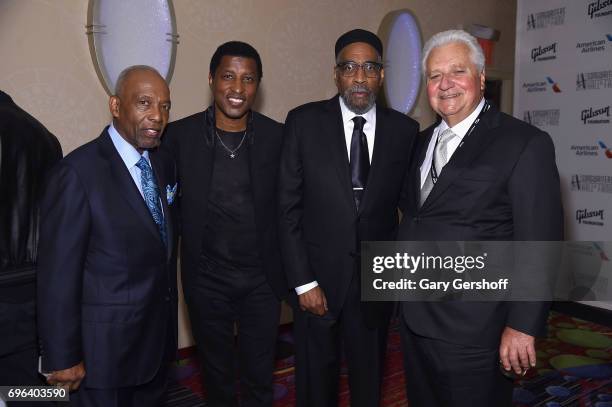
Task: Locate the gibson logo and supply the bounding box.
[576,209,604,225]
[588,0,612,18]
[531,43,557,61]
[581,106,610,124]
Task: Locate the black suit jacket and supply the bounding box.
[38,129,178,388]
[398,102,563,347]
[163,107,288,300]
[279,95,418,326]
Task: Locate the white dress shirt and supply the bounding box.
[420,98,485,188]
[295,98,377,295]
[108,122,152,198]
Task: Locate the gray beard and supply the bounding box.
[341,86,376,115]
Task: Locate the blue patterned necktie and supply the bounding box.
[136,156,167,246]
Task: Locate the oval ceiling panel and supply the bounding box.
[87,0,178,94]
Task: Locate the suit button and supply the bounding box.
[413,217,420,223]
[165,296,170,301]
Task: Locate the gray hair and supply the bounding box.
[421,30,485,76]
[114,65,162,96]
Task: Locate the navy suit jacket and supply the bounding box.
[398,103,563,347]
[37,129,178,388]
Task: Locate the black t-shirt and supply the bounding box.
[201,128,261,273]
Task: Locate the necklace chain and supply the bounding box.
[215,128,247,159]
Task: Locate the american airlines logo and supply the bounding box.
[523,77,561,93]
[576,34,612,53]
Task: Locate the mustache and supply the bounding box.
[347,85,371,94]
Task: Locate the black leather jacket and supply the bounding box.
[0,90,62,302]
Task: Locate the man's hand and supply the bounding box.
[46,361,86,391]
[499,327,536,375]
[299,286,328,316]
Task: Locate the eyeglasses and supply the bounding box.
[336,61,383,78]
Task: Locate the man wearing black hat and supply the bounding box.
[279,29,419,406]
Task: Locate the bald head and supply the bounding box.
[114,65,166,98]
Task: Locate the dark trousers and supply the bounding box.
[69,359,170,407]
[0,300,53,407]
[293,275,383,407]
[400,320,514,407]
[185,265,280,407]
[69,308,175,407]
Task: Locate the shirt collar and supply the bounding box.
[438,98,485,140]
[108,122,149,169]
[339,95,376,126]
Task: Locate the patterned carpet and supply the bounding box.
[166,312,612,406]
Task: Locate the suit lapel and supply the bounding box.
[196,110,216,212]
[415,127,435,210]
[150,152,174,259]
[325,96,356,213]
[98,130,162,244]
[422,106,500,209]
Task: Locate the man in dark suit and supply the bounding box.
[163,41,287,407]
[37,66,177,407]
[397,30,563,407]
[279,29,418,407]
[0,91,62,407]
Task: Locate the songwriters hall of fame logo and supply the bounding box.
[576,209,605,226]
[527,7,565,30]
[577,70,612,90]
[524,109,559,127]
[571,174,612,193]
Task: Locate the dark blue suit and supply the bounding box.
[37,129,178,405]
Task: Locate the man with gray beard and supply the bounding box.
[279,29,418,406]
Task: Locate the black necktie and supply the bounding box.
[350,116,369,209]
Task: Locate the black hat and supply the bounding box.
[335,29,383,58]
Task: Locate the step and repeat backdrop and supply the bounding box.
[514,0,612,310]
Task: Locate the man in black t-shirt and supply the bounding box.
[163,42,288,407]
